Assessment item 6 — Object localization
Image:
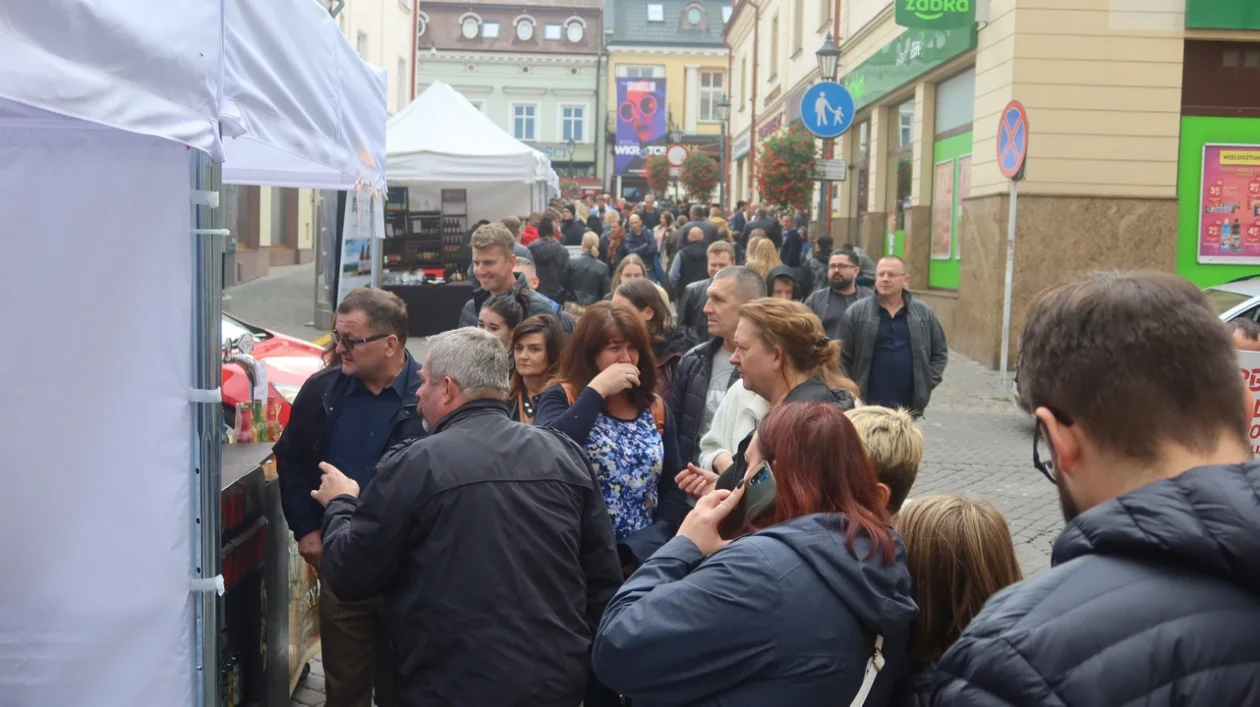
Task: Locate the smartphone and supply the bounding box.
[738,461,777,522]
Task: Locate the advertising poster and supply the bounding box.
[1242,350,1260,459]
[1198,144,1260,264]
[287,539,321,694]
[615,77,667,177]
[336,193,373,304]
[956,155,972,259]
[931,160,955,259]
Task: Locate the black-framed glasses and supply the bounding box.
[332,330,390,351]
[1032,407,1073,486]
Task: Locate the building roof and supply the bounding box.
[606,0,730,47]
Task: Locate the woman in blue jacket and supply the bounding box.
[592,402,918,706]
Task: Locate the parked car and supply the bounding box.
[1205,276,1260,325]
[221,313,324,426]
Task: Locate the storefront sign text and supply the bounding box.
[841,25,977,113]
[732,133,751,160]
[896,0,974,30]
[1186,0,1260,30]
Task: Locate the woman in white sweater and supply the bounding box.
[695,379,769,474]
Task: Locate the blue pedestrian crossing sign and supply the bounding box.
[800,82,855,139]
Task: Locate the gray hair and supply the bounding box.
[426,328,510,400]
[713,265,767,301]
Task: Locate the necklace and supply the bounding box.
[520,393,537,421]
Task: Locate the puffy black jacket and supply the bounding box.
[675,240,710,296]
[458,273,573,332]
[564,252,611,305]
[561,218,587,246]
[677,278,711,345]
[528,237,571,302]
[321,400,624,706]
[272,353,426,541]
[934,460,1260,706]
[668,338,741,466]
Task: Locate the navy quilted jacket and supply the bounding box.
[933,461,1260,706]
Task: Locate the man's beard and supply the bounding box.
[1058,479,1081,523]
[830,276,854,290]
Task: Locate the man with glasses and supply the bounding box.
[934,271,1260,706]
[273,287,426,707]
[804,249,873,340]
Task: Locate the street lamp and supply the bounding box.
[716,94,730,213]
[668,112,683,201]
[566,137,576,181]
[815,33,842,238]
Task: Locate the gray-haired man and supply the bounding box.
[313,327,622,706]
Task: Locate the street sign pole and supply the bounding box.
[800,81,855,241]
[996,100,1029,396]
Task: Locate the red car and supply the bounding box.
[222,313,324,426]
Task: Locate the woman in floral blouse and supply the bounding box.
[535,301,688,573]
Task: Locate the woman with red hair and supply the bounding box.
[592,402,916,706]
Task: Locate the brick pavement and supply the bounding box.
[286,350,1063,705]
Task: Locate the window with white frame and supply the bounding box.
[793,0,805,52]
[545,23,562,40]
[623,65,663,78]
[515,16,535,41]
[512,104,537,140]
[769,15,780,79]
[699,71,724,121]
[482,21,500,38]
[647,4,664,22]
[561,105,585,142]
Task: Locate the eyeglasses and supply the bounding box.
[332,330,391,351]
[1032,407,1073,485]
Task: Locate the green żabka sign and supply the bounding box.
[1185,0,1260,30]
[896,0,975,29]
[841,25,978,114]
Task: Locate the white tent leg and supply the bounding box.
[190,150,223,707]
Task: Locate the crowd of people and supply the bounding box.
[275,196,1260,707]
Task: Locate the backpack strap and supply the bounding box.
[650,394,666,436]
[848,635,885,707]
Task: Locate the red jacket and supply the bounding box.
[521,225,540,246]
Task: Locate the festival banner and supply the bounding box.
[1198,144,1260,265]
[614,77,667,177]
[931,159,955,259]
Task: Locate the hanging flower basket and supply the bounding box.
[755,128,818,212]
[680,151,719,204]
[645,154,672,195]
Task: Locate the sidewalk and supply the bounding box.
[224,262,325,343]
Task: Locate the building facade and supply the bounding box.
[725,0,1260,369]
[605,0,731,199]
[227,0,417,284]
[414,0,604,184]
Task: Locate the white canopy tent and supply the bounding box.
[0,2,385,706]
[388,81,554,221]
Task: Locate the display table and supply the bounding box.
[384,281,475,337]
[220,444,321,707]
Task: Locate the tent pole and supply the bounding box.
[190,150,223,707]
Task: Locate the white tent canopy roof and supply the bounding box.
[388,81,550,185]
[220,0,387,191]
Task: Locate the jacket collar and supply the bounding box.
[432,398,510,434]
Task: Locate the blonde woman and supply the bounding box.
[745,236,783,283]
[708,206,730,238]
[563,232,611,314]
[609,254,670,305]
[846,406,925,515]
[891,496,1022,706]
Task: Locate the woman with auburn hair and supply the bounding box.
[745,234,783,283]
[890,495,1022,706]
[507,314,566,424]
[600,209,624,268]
[534,301,689,572]
[677,297,860,494]
[593,403,916,705]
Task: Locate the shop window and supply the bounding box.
[898,101,915,147]
[891,101,915,234]
[1183,40,1260,117]
[934,68,976,136]
[855,121,870,235]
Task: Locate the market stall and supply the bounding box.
[383,81,554,336]
[0,2,386,706]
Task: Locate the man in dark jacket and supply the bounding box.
[741,207,783,249]
[803,235,833,294]
[679,203,718,243]
[314,327,624,707]
[838,256,947,416]
[563,236,611,306]
[778,213,804,268]
[638,194,662,231]
[728,200,748,234]
[527,217,570,302]
[933,271,1260,707]
[559,204,587,246]
[669,265,766,465]
[273,288,427,707]
[460,223,573,333]
[805,250,873,339]
[672,225,710,295]
[677,241,736,344]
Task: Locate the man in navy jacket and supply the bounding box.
[933,272,1260,706]
[273,288,426,707]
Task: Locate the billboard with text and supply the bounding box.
[615,77,667,177]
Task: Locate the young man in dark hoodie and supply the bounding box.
[526,216,570,303]
[767,264,800,301]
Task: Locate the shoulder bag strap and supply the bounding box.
[650,394,666,436]
[848,635,886,707]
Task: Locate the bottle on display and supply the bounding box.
[252,400,268,443]
[358,244,370,274]
[235,403,255,444]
